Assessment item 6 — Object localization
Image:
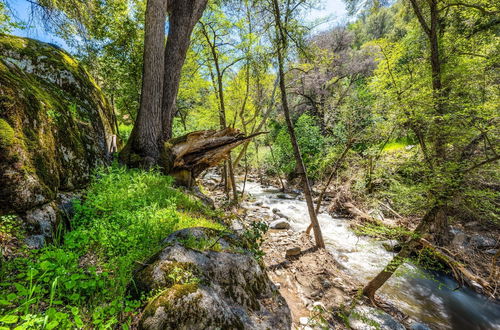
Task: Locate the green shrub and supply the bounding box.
[118,124,133,143]
[0,165,224,328]
[268,114,326,179]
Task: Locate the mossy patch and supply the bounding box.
[160,261,202,287]
[0,118,14,148]
[143,283,200,317]
[0,33,115,212]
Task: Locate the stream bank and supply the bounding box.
[202,169,500,329]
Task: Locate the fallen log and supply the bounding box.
[418,238,493,297]
[160,128,265,187]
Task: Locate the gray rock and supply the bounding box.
[449,227,463,236]
[451,232,469,248]
[410,322,431,330]
[135,228,291,330]
[0,35,114,236]
[349,305,405,330]
[25,203,58,239]
[271,209,288,219]
[285,247,301,257]
[277,193,295,200]
[24,235,45,249]
[270,219,291,230]
[485,249,498,255]
[470,235,497,249]
[58,193,80,220]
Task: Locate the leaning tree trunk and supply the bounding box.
[362,205,445,301]
[120,0,167,166]
[162,0,208,141]
[272,0,325,249]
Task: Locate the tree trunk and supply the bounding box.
[201,21,238,203]
[363,241,416,302]
[362,205,445,301]
[306,140,353,235]
[162,0,208,140]
[409,0,449,242]
[121,0,167,166]
[272,0,325,248]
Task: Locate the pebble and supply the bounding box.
[286,247,301,257]
[486,249,498,255]
[270,219,291,230]
[299,317,309,326]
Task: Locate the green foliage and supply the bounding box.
[0,165,224,328]
[118,124,133,143]
[0,2,24,33]
[177,234,223,252]
[0,214,19,237]
[269,114,326,179]
[353,222,414,241]
[413,247,447,273]
[241,221,268,260]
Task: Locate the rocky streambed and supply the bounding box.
[235,178,500,330]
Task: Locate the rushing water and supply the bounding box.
[240,180,500,330]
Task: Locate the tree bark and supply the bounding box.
[121,0,168,165]
[160,128,265,187]
[272,0,325,248]
[409,0,449,242]
[162,0,208,141]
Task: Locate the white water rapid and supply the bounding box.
[241,180,500,330]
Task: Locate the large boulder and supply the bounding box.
[131,227,291,330]
[0,34,115,238]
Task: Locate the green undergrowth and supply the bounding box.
[0,165,225,329]
[353,222,414,242]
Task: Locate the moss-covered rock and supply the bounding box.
[133,227,291,330]
[0,34,115,229]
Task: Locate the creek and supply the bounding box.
[241,180,500,330]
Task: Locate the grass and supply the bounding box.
[0,165,225,329]
[382,138,414,152]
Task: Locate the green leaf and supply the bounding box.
[0,314,19,324]
[46,320,59,330]
[13,283,27,295]
[74,315,84,328]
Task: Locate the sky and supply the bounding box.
[309,0,349,30]
[7,0,348,50]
